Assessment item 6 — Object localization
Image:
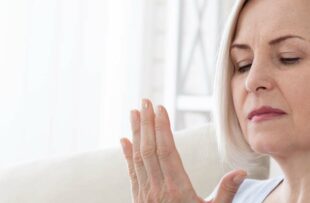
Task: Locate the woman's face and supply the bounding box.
[231,0,310,156]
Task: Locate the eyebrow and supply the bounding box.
[230,35,306,50]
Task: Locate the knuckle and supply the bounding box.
[141,146,156,159]
[154,119,168,132]
[123,152,132,160]
[122,148,133,161]
[156,145,173,160]
[141,118,153,126]
[131,126,140,135]
[220,182,238,195]
[128,169,138,182]
[133,152,144,167]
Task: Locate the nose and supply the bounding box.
[245,60,274,93]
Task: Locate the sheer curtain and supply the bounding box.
[0,0,144,167]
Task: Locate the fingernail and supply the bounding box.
[233,173,247,185]
[156,105,162,115]
[142,99,148,110]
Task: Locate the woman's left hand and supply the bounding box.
[120,99,204,203]
[120,99,246,203]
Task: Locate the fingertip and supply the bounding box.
[155,105,163,116]
[120,138,127,152]
[120,137,132,148]
[155,105,165,122]
[211,169,248,203]
[120,138,133,159]
[233,172,247,186]
[156,105,167,114]
[235,168,248,175]
[225,169,247,186]
[141,98,153,111]
[120,137,126,145]
[155,105,171,125]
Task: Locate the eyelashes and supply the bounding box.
[235,57,302,73]
[237,64,251,73]
[279,57,301,64]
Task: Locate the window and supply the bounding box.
[0,0,235,168]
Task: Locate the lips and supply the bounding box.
[248,106,287,121]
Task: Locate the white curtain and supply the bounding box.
[0,0,144,167]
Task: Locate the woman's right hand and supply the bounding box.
[204,170,247,203]
[120,99,247,203]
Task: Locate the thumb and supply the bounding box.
[212,169,247,203]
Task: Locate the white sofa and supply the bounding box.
[0,123,269,203]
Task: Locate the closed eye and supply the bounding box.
[234,57,301,74]
[280,57,301,65]
[236,64,252,73]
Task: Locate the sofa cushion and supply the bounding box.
[0,123,268,203]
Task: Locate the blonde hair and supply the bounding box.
[213,0,269,178]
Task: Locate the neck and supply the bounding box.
[272,151,310,203]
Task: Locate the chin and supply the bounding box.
[248,133,288,155]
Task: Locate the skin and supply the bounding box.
[120,99,247,203]
[231,0,310,202]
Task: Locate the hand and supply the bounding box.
[205,170,247,203]
[120,99,247,203]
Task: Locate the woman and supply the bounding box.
[120,0,310,202]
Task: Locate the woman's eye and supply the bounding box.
[280,57,301,65]
[237,64,252,73]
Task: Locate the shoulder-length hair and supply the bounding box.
[213,0,269,178]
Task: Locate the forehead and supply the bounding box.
[233,0,310,44]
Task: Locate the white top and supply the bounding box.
[205,176,284,203]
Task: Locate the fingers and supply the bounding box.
[120,138,139,202]
[130,110,148,187]
[212,169,247,203]
[121,99,202,202]
[140,99,163,186]
[155,105,192,185]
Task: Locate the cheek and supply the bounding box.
[231,78,248,135]
[231,77,244,114]
[285,77,310,146]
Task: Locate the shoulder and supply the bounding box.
[232,176,284,203]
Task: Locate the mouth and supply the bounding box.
[248,106,287,123]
